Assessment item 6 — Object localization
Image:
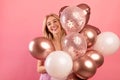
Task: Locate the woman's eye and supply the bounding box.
[47,23,51,26]
[53,20,57,23]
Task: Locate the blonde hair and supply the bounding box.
[42,13,66,40]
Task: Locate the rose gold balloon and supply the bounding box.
[80,25,98,48]
[59,6,68,17]
[73,56,97,79]
[28,37,55,60]
[77,3,90,14]
[67,73,87,80]
[77,3,91,24]
[86,50,104,68]
[85,25,101,35]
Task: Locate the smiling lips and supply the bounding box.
[51,26,58,32]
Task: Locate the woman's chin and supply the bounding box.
[52,32,58,34]
[51,30,59,34]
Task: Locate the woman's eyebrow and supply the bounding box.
[47,19,57,23]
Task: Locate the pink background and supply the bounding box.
[0,0,120,80]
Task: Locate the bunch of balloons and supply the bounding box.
[29,3,120,80]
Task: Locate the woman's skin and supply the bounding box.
[37,14,65,73]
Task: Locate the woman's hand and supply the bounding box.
[37,60,46,74]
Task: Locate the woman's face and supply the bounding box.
[46,16,61,35]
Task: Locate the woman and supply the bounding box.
[37,13,66,80]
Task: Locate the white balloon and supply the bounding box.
[51,77,66,80]
[93,32,120,55]
[45,51,73,79]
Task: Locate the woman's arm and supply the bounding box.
[37,60,46,73]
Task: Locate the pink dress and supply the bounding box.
[39,73,51,80]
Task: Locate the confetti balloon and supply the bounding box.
[60,6,86,33]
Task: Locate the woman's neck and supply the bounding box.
[53,32,62,42]
[52,31,63,50]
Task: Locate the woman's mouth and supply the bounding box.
[51,26,58,32]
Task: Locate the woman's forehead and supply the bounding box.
[47,16,57,22]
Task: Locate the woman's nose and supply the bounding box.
[51,22,55,27]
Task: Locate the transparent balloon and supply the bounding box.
[60,6,86,34]
[62,32,87,60]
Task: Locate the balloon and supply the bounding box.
[28,37,55,60]
[45,51,73,79]
[73,56,97,79]
[51,77,66,80]
[77,3,91,24]
[80,25,98,48]
[59,6,68,17]
[93,32,120,55]
[82,25,101,35]
[86,50,104,68]
[67,73,86,80]
[62,32,87,60]
[77,3,90,14]
[60,6,86,33]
